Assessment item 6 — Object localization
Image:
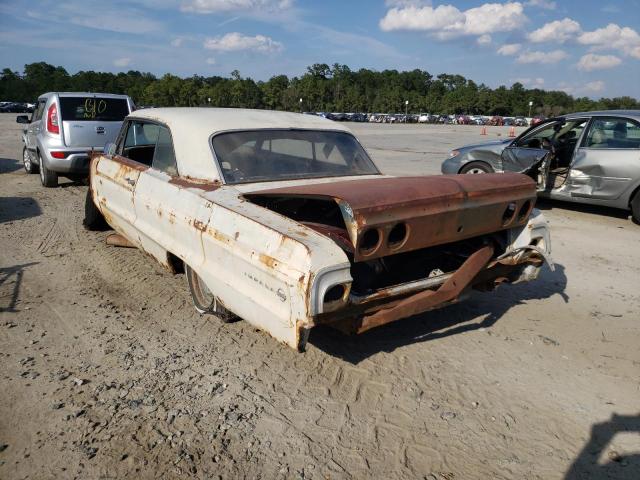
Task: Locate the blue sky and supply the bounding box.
[1,0,639,98]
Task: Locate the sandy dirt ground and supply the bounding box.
[1,113,639,480]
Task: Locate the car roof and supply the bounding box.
[38,92,132,99]
[565,109,640,119]
[127,107,352,182]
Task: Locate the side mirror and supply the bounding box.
[104,142,117,156]
[16,115,29,124]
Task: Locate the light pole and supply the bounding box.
[528,100,533,118]
[405,100,409,121]
[299,98,303,113]
[207,97,211,108]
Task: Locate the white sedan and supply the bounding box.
[85,108,552,351]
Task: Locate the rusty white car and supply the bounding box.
[85,108,552,351]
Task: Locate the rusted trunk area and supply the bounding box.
[245,173,536,262]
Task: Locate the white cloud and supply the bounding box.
[497,43,522,55]
[516,49,568,64]
[203,32,283,52]
[171,37,185,47]
[379,2,527,41]
[525,0,556,9]
[206,57,216,65]
[528,18,581,43]
[182,0,293,14]
[577,53,622,71]
[477,34,492,46]
[584,80,605,93]
[113,57,132,67]
[558,80,605,96]
[578,23,640,59]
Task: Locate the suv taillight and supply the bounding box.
[47,103,59,134]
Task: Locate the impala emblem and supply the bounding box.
[96,126,105,134]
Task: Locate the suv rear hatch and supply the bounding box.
[59,96,129,148]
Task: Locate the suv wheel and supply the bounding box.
[185,265,236,322]
[39,153,58,188]
[22,147,38,174]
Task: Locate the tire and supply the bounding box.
[22,146,38,174]
[185,265,236,322]
[39,153,58,187]
[631,191,640,225]
[460,161,493,174]
[83,188,109,231]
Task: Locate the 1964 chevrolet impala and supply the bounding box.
[85,108,552,351]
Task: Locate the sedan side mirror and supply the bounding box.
[16,115,29,124]
[104,142,117,156]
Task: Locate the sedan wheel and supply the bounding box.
[185,265,236,322]
[460,162,493,174]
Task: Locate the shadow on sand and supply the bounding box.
[565,413,640,480]
[0,262,39,313]
[0,196,42,223]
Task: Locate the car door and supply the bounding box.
[26,99,46,151]
[567,117,640,201]
[133,124,212,269]
[93,120,156,242]
[500,120,559,173]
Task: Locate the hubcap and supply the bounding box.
[466,168,486,174]
[23,149,31,170]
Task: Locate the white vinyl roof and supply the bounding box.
[127,107,352,181]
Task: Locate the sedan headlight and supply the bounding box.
[449,150,460,157]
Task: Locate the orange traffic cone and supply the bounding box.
[508,126,516,137]
[480,126,487,135]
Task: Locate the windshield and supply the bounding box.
[212,129,380,184]
[59,97,129,122]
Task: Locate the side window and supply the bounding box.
[584,118,640,149]
[152,126,178,176]
[516,122,560,148]
[31,100,46,123]
[122,121,159,166]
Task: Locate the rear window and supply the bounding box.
[59,97,129,122]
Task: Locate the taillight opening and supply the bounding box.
[50,151,68,159]
[47,103,59,134]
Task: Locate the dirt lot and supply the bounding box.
[1,113,639,479]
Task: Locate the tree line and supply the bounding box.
[2,61,638,117]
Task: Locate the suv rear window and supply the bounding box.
[59,97,129,122]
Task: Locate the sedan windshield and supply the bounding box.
[212,129,379,184]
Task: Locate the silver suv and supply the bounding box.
[16,92,134,187]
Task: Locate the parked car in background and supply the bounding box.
[441,110,640,222]
[514,117,528,127]
[530,115,546,127]
[16,92,135,187]
[1,102,31,113]
[85,107,551,350]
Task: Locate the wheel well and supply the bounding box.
[167,252,184,274]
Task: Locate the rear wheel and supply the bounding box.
[631,191,640,224]
[22,147,38,174]
[39,154,58,187]
[460,161,493,174]
[185,265,236,322]
[83,188,109,231]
